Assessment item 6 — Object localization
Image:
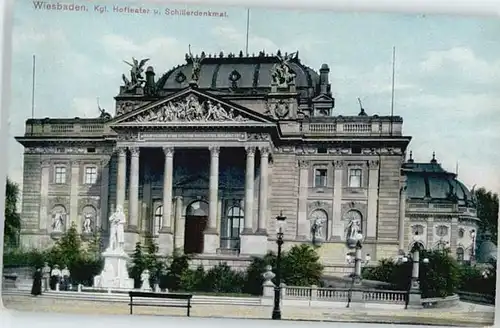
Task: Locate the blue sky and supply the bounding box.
[8,0,500,195]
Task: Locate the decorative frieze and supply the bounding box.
[130,94,248,123]
[298,160,310,168]
[327,148,350,155]
[116,100,144,116]
[117,132,139,141]
[273,146,295,153]
[368,160,380,169]
[26,147,105,154]
[332,160,346,169]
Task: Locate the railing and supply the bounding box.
[301,120,403,136]
[283,285,406,304]
[24,121,112,137]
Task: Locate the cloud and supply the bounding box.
[419,47,500,85]
[210,25,278,53]
[100,34,184,77]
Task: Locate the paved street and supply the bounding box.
[2,293,494,326]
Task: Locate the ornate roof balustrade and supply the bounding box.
[22,119,113,137]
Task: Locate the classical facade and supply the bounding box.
[15,50,478,274]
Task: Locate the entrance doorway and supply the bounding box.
[184,200,209,254]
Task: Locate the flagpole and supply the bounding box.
[245,8,250,56]
[31,54,36,118]
[390,46,396,136]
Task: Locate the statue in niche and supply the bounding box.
[345,216,362,241]
[122,57,149,91]
[310,210,327,240]
[82,212,93,234]
[271,52,298,87]
[51,211,65,233]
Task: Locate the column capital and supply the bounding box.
[298,160,310,169]
[163,147,174,156]
[115,147,127,156]
[209,146,220,156]
[245,146,256,155]
[129,147,140,157]
[333,160,346,169]
[368,159,380,169]
[259,146,271,157]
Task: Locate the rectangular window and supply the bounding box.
[314,168,328,187]
[54,166,67,184]
[84,166,98,184]
[348,168,362,188]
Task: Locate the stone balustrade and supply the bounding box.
[300,119,403,136]
[23,119,113,137]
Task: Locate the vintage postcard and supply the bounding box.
[1,0,497,326]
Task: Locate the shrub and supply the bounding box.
[243,252,276,295]
[202,263,246,293]
[164,250,190,291]
[129,242,146,288]
[458,262,496,296]
[282,244,323,286]
[179,266,206,292]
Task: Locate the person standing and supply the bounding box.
[31,268,42,296]
[50,265,62,290]
[41,262,51,292]
[61,266,71,291]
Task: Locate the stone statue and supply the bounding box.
[122,57,149,91]
[312,217,325,239]
[271,52,297,87]
[83,213,93,234]
[188,45,205,83]
[51,212,65,233]
[140,269,151,291]
[345,218,362,241]
[108,205,126,251]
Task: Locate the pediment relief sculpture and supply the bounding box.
[131,95,249,123]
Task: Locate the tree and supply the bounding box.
[473,187,499,244]
[281,244,324,286]
[129,242,146,288]
[4,177,21,247]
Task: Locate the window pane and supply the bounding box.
[315,169,327,187]
[349,169,362,188]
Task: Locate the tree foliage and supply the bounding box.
[4,177,21,247]
[363,249,463,298]
[473,187,499,244]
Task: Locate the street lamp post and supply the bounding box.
[401,233,429,309]
[272,211,287,320]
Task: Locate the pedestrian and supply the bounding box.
[31,268,42,296]
[42,262,51,292]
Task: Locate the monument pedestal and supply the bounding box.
[93,248,134,290]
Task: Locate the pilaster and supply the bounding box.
[99,158,111,232]
[116,147,127,209]
[39,160,51,232]
[332,160,344,240]
[174,196,184,252]
[366,159,379,240]
[257,146,270,235]
[297,160,310,239]
[70,160,80,231]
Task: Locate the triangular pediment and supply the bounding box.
[312,94,334,103]
[110,88,275,126]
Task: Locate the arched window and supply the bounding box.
[153,205,163,235]
[456,247,465,262]
[221,205,244,250]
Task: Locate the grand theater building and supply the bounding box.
[15,51,479,274]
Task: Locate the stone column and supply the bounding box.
[243,146,256,234]
[204,146,220,254]
[257,147,269,234]
[128,147,140,231]
[426,217,434,247]
[297,160,309,239]
[70,160,80,231]
[161,147,174,233]
[366,160,379,240]
[174,196,184,251]
[116,147,127,209]
[39,160,51,232]
[332,160,344,240]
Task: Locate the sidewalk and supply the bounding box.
[2,294,494,326]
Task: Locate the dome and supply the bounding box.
[403,162,474,206]
[155,51,320,99]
